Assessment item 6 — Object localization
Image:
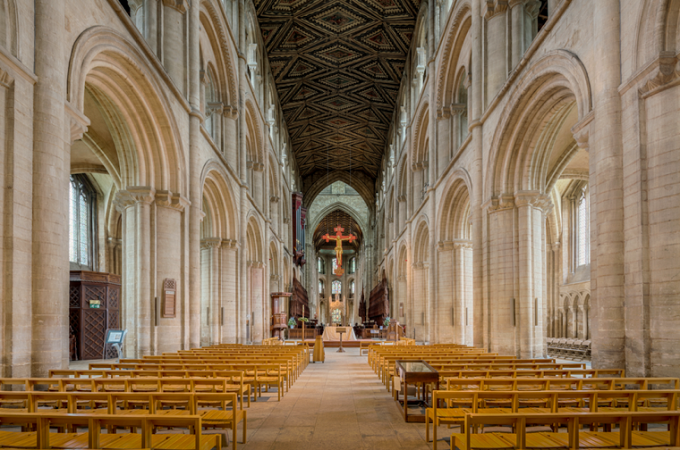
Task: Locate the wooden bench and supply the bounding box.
[0,412,220,450]
[427,389,680,450]
[0,391,244,450]
[450,411,680,450]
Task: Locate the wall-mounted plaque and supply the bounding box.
[162,278,177,318]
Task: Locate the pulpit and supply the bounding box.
[270,292,291,339]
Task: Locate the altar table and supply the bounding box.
[322,326,357,341]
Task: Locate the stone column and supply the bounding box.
[515,192,549,358]
[222,240,238,343]
[162,0,187,95]
[470,0,485,349]
[32,0,68,375]
[237,0,248,344]
[202,238,221,345]
[188,0,202,350]
[590,0,625,370]
[116,188,155,357]
[454,241,471,345]
[484,0,509,106]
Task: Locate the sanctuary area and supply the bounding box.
[1,0,680,448]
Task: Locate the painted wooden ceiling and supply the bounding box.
[255,0,420,181]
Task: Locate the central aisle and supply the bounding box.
[241,347,431,450]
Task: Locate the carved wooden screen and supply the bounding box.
[69,271,121,360]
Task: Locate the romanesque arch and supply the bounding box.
[0,0,18,58]
[67,26,185,194]
[436,0,472,111]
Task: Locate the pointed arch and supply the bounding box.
[303,171,374,211]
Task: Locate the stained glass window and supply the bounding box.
[350,280,355,295]
[318,280,324,297]
[332,280,341,295]
[348,257,356,274]
[317,257,324,274]
[332,258,338,273]
[69,175,96,269]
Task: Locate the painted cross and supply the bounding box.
[322,225,356,276]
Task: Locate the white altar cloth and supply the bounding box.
[322,326,357,341]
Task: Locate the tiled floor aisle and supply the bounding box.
[242,347,434,450]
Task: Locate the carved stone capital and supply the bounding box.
[114,187,156,211]
[437,241,454,252]
[437,107,451,120]
[65,101,90,143]
[249,260,265,269]
[0,68,12,88]
[201,237,222,249]
[107,237,122,248]
[162,0,188,13]
[485,194,515,212]
[454,239,473,250]
[397,195,406,203]
[270,195,280,203]
[223,105,238,119]
[155,190,190,211]
[552,242,561,251]
[222,239,239,249]
[484,0,509,19]
[253,162,265,172]
[515,191,553,212]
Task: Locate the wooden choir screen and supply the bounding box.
[358,289,366,322]
[368,275,389,326]
[69,271,121,360]
[290,274,310,319]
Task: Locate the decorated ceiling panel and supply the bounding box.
[255,0,420,180]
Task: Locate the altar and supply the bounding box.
[322,326,357,341]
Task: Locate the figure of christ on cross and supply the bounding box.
[322,225,357,276]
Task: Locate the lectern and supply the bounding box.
[336,327,347,353]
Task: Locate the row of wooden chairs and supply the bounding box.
[0,391,245,450]
[0,412,219,450]
[426,389,680,448]
[451,411,680,450]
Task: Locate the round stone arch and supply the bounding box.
[199,0,238,107]
[67,26,186,194]
[200,161,238,241]
[303,170,375,211]
[438,168,473,242]
[435,0,473,111]
[485,50,593,200]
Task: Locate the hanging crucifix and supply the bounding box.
[322,225,356,276]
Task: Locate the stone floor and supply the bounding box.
[240,347,435,450]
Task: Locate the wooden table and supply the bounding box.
[394,360,439,423]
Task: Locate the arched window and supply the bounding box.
[204,68,219,141]
[332,258,338,274]
[349,280,355,297]
[576,186,589,267]
[317,257,325,274]
[457,73,469,145]
[318,279,325,298]
[348,257,356,274]
[69,175,96,270]
[331,280,341,295]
